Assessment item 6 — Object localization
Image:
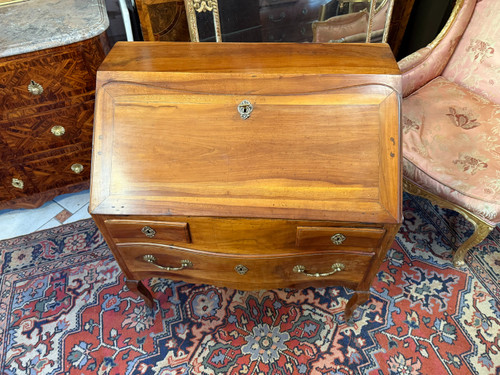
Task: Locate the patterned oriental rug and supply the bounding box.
[0,193,498,375]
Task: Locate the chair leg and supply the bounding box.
[452,216,495,267]
[403,178,496,267]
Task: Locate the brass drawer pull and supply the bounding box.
[238,100,253,120]
[293,263,345,278]
[330,233,346,245]
[28,80,43,95]
[141,225,156,238]
[51,125,65,136]
[143,255,192,271]
[11,178,24,189]
[71,163,84,174]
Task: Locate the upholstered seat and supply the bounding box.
[400,0,499,266]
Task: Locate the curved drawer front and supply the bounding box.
[22,146,92,193]
[117,243,374,290]
[0,164,37,200]
[0,41,101,120]
[0,101,95,160]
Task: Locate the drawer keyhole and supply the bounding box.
[330,233,346,245]
[235,264,249,275]
[238,100,253,120]
[141,225,156,238]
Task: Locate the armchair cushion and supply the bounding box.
[402,76,500,224]
[443,0,500,103]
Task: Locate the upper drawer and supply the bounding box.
[0,100,95,160]
[296,226,385,251]
[98,215,385,254]
[105,219,191,243]
[0,42,101,120]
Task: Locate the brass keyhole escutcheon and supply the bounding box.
[141,225,156,238]
[238,100,253,120]
[330,233,346,245]
[235,264,249,275]
[12,178,24,189]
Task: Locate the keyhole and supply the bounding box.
[238,100,253,119]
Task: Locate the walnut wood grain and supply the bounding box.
[90,42,402,321]
[296,226,385,251]
[97,42,400,75]
[118,243,373,291]
[105,219,191,243]
[91,43,401,224]
[100,214,386,255]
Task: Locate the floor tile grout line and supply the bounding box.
[33,200,66,232]
[62,203,91,224]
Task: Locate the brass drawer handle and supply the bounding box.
[141,225,156,238]
[51,125,65,136]
[28,80,43,95]
[71,163,83,174]
[238,100,253,120]
[143,255,192,271]
[11,178,24,189]
[330,233,346,245]
[293,263,345,278]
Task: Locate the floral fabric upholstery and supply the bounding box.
[443,0,500,104]
[402,77,500,224]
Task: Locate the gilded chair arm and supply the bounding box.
[398,0,476,98]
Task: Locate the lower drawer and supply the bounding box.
[116,243,374,290]
[0,101,95,160]
[0,165,37,201]
[22,145,91,192]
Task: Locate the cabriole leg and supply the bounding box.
[125,279,155,309]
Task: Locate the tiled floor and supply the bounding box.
[0,190,91,241]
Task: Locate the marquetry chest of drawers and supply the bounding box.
[0,34,108,209]
[90,42,402,320]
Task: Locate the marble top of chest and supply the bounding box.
[0,0,109,58]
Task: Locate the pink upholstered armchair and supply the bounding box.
[400,0,500,267]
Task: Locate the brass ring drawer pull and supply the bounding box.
[71,163,84,174]
[293,263,345,278]
[11,178,24,189]
[330,233,346,245]
[28,80,43,95]
[141,225,156,238]
[143,255,192,271]
[51,125,65,136]
[238,100,253,119]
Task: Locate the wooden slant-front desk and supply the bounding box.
[90,42,402,321]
